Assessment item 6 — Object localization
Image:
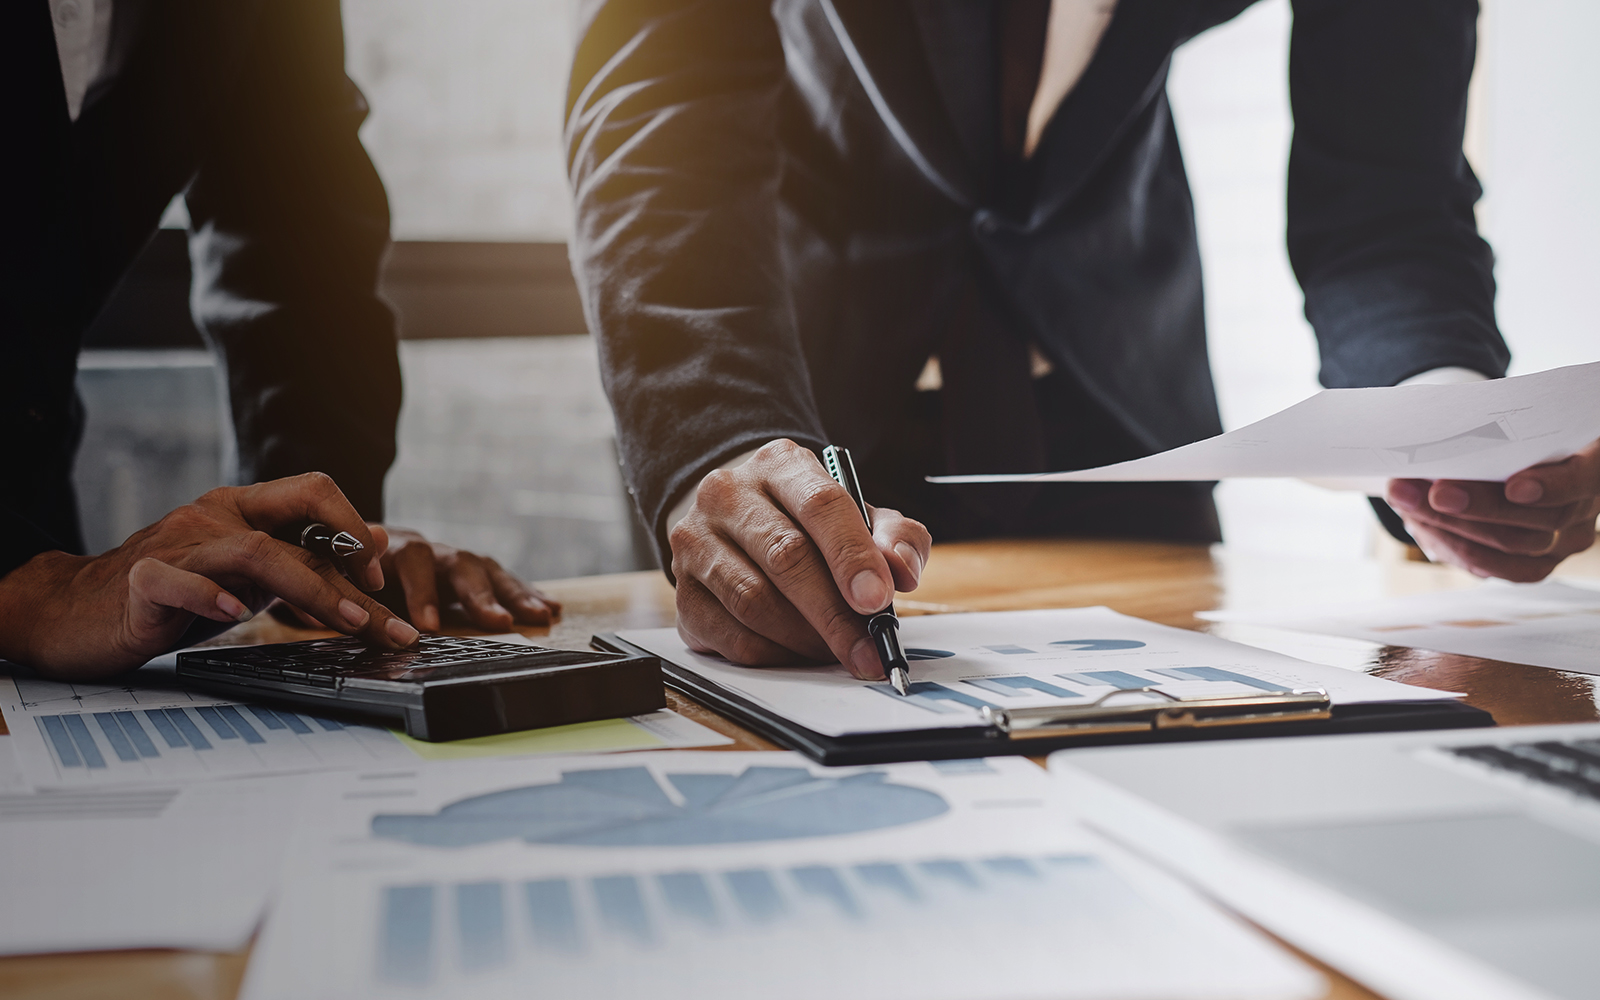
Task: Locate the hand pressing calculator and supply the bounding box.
[176,636,662,741]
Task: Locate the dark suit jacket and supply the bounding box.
[2,0,400,576]
[566,0,1510,563]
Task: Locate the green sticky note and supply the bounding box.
[395,717,667,760]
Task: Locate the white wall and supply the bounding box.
[1477,1,1600,376]
[1167,0,1376,561]
[343,0,575,241]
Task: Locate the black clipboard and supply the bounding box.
[592,633,1494,766]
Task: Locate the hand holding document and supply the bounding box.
[242,751,1322,1000]
[930,361,1600,493]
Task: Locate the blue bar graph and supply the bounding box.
[1150,666,1287,693]
[918,859,979,889]
[1058,670,1152,690]
[855,863,920,901]
[873,681,997,715]
[983,857,1039,880]
[593,875,653,944]
[62,714,106,768]
[379,885,435,985]
[248,706,288,730]
[144,709,186,748]
[658,872,720,927]
[276,710,314,735]
[963,675,1080,699]
[197,706,238,740]
[217,706,266,744]
[455,882,507,972]
[93,713,140,762]
[165,708,212,750]
[724,869,786,924]
[114,712,160,757]
[39,716,81,768]
[791,865,859,918]
[524,879,582,952]
[379,855,1134,977]
[313,716,346,732]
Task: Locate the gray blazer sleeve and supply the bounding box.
[1287,0,1509,389]
[565,0,829,563]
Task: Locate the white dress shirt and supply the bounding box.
[49,0,114,121]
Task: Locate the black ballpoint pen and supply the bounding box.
[296,522,365,561]
[822,445,912,695]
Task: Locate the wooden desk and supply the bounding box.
[5,539,1595,1000]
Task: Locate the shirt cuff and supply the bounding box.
[1396,367,1491,386]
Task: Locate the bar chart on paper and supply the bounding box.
[2,676,411,787]
[620,606,1459,738]
[368,854,1166,995]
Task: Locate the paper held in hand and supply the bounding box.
[928,361,1600,492]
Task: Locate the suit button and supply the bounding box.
[973,210,999,235]
[24,408,43,423]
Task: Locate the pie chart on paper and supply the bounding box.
[371,765,949,848]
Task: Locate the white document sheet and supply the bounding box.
[1202,580,1600,676]
[0,774,303,954]
[620,608,1459,739]
[0,671,414,789]
[930,361,1600,492]
[240,751,1320,1000]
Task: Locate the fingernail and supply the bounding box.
[1506,479,1543,504]
[849,570,891,612]
[1432,484,1469,514]
[894,542,923,582]
[339,599,370,628]
[1387,480,1423,509]
[490,603,510,620]
[366,563,385,592]
[850,636,885,680]
[216,593,252,623]
[386,617,420,645]
[421,605,440,632]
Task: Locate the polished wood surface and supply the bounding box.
[6,539,1597,1000]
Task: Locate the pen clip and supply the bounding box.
[822,445,872,528]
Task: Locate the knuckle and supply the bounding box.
[756,438,803,465]
[695,469,738,511]
[763,526,816,578]
[791,479,849,522]
[723,571,772,624]
[300,471,340,498]
[235,530,277,565]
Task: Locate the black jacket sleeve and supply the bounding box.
[1287,0,1509,389]
[184,0,401,521]
[565,0,829,562]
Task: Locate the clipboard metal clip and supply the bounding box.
[979,686,1332,739]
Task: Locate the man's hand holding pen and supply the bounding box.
[668,439,931,681]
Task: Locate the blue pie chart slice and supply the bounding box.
[1048,639,1146,651]
[372,766,949,848]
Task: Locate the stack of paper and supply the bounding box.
[241,751,1323,1000]
[1202,580,1600,675]
[0,639,729,956]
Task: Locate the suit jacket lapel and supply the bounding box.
[820,0,980,208]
